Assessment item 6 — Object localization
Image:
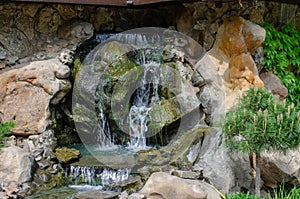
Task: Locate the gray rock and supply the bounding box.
[119,191,129,199]
[37,160,50,170]
[260,71,288,100]
[195,54,225,125]
[196,128,252,193]
[172,170,201,179]
[59,48,74,65]
[261,147,300,188]
[74,191,119,199]
[0,27,32,63]
[128,193,146,199]
[57,20,94,43]
[0,146,35,184]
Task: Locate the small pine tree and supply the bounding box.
[223,87,300,197]
[0,122,15,148]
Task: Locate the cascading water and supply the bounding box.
[94,33,164,150]
[66,165,131,187]
[95,86,114,148]
[128,62,161,149]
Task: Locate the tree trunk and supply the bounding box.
[255,153,261,197]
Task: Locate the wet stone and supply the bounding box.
[74,191,120,199]
[37,160,50,170]
[172,170,201,179]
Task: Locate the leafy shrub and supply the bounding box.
[263,23,300,104]
[0,122,14,148]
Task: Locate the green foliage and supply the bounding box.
[223,87,300,154]
[226,192,261,199]
[0,122,15,148]
[227,186,300,199]
[269,185,300,199]
[263,23,300,104]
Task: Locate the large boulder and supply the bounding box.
[261,148,300,188]
[213,16,265,57]
[209,16,265,110]
[192,16,265,192]
[0,58,71,136]
[136,172,221,199]
[0,146,35,184]
[196,129,252,193]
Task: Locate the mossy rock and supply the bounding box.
[52,147,80,164]
[149,99,180,131]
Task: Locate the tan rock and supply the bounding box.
[0,59,70,136]
[139,172,221,199]
[3,181,19,198]
[0,146,35,184]
[208,16,265,110]
[229,53,264,89]
[214,16,265,58]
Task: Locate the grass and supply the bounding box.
[226,185,300,199]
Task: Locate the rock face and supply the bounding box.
[136,172,221,199]
[191,16,264,193]
[209,16,265,110]
[0,27,32,64]
[73,29,208,145]
[0,146,35,184]
[196,129,252,193]
[0,58,71,136]
[261,148,300,188]
[214,16,266,57]
[212,16,265,91]
[57,20,94,43]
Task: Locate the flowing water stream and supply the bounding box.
[66,165,130,186]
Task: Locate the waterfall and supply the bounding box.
[66,165,131,186]
[95,86,114,148]
[128,59,161,149]
[94,32,163,149]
